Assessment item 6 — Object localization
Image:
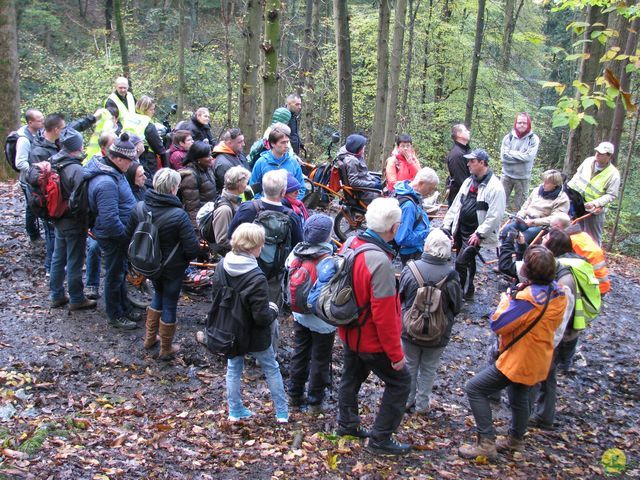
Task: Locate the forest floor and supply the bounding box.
[0,180,639,479]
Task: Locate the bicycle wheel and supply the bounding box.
[333,210,366,242]
[126,271,155,308]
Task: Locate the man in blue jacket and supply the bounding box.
[394,167,439,264]
[86,133,138,329]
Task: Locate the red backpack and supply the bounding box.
[287,254,328,314]
[25,161,68,220]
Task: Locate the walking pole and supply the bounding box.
[571,212,593,225]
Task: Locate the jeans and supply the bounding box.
[529,349,558,426]
[267,275,283,354]
[501,221,543,245]
[501,175,529,212]
[288,321,336,405]
[402,340,446,412]
[85,237,102,289]
[44,221,55,273]
[49,225,87,304]
[465,363,530,440]
[21,184,40,240]
[338,345,410,441]
[97,238,130,320]
[226,346,288,416]
[151,274,184,324]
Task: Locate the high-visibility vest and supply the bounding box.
[571,231,611,294]
[567,158,617,203]
[84,109,116,164]
[107,91,135,120]
[122,112,151,145]
[558,257,601,330]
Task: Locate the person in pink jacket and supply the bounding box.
[385,134,421,193]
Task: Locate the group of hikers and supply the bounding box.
[7,76,618,458]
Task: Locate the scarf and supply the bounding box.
[539,184,562,200]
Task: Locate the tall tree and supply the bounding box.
[0,0,20,179]
[303,0,321,145]
[383,0,408,155]
[368,0,391,170]
[261,0,281,131]
[113,0,131,83]
[177,0,187,118]
[400,0,421,130]
[433,0,451,102]
[220,0,235,128]
[239,0,262,147]
[333,0,354,143]
[105,0,113,41]
[502,0,524,71]
[465,0,486,127]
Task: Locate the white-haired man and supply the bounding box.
[105,77,136,120]
[336,197,411,456]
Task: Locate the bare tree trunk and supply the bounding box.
[333,0,354,143]
[400,0,421,130]
[177,0,187,118]
[564,6,609,176]
[299,0,314,91]
[465,0,486,127]
[383,0,408,155]
[502,0,523,71]
[433,0,450,101]
[304,0,321,145]
[114,0,131,82]
[239,0,262,147]
[221,0,235,128]
[368,0,391,170]
[105,0,113,40]
[261,0,281,132]
[0,0,20,179]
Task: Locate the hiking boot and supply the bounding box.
[30,236,44,246]
[108,316,138,330]
[126,309,144,323]
[464,285,475,301]
[69,298,97,311]
[336,425,370,438]
[143,307,162,350]
[496,435,525,453]
[50,296,69,308]
[458,435,497,460]
[308,404,324,415]
[158,321,180,360]
[528,416,555,431]
[288,396,305,408]
[366,437,411,456]
[85,286,100,300]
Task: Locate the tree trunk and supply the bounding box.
[465,0,486,127]
[0,0,21,179]
[383,0,408,155]
[304,0,321,145]
[221,0,235,128]
[113,0,131,83]
[300,0,314,89]
[239,0,262,147]
[333,0,354,143]
[261,0,281,132]
[501,0,523,71]
[368,0,391,170]
[177,0,187,118]
[564,6,609,176]
[105,0,113,40]
[400,0,421,130]
[433,0,450,102]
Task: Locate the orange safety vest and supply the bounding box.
[571,231,611,295]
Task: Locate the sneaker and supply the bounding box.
[336,425,370,438]
[229,407,253,422]
[85,286,100,300]
[69,298,97,311]
[50,296,69,308]
[276,412,289,423]
[366,437,411,456]
[108,316,138,330]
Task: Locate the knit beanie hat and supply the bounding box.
[59,128,84,153]
[129,134,144,147]
[271,107,292,125]
[125,161,141,187]
[303,214,333,244]
[286,173,302,194]
[345,134,367,154]
[109,132,137,161]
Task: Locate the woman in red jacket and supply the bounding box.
[384,133,421,193]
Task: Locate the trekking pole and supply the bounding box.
[530,229,546,246]
[189,262,218,268]
[571,212,593,225]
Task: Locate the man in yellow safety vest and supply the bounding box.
[567,142,620,245]
[105,77,136,121]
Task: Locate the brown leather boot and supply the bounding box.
[459,435,497,460]
[496,435,524,453]
[143,307,162,350]
[158,321,180,360]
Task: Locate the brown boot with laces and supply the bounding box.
[459,435,497,460]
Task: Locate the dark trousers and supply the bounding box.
[97,238,130,320]
[288,322,336,405]
[454,233,478,294]
[529,349,558,426]
[465,363,530,440]
[21,184,40,241]
[338,344,410,441]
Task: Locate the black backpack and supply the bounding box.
[127,202,180,279]
[4,131,21,172]
[199,195,233,243]
[205,263,263,358]
[67,174,99,229]
[251,200,293,279]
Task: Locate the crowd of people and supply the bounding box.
[11,76,619,459]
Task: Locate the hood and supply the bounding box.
[212,142,236,156]
[393,180,420,200]
[292,242,333,259]
[336,146,359,162]
[191,114,211,130]
[260,149,291,166]
[84,155,119,180]
[169,143,186,154]
[223,251,260,277]
[143,189,183,209]
[50,151,84,167]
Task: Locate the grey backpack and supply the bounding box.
[402,262,453,346]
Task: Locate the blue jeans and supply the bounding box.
[50,225,87,303]
[21,184,40,240]
[502,221,543,245]
[97,238,129,320]
[465,363,530,440]
[151,274,184,324]
[44,221,55,272]
[226,347,287,417]
[85,237,101,289]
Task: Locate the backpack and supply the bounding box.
[205,264,263,358]
[558,257,601,330]
[252,200,293,279]
[248,138,268,168]
[198,195,232,244]
[402,262,454,346]
[127,202,180,279]
[4,131,21,172]
[287,253,328,314]
[397,195,424,229]
[67,175,98,228]
[314,237,383,327]
[25,161,71,220]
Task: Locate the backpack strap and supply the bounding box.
[407,261,426,286]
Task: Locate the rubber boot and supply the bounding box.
[496,435,524,453]
[458,435,497,460]
[158,321,180,360]
[143,307,162,350]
